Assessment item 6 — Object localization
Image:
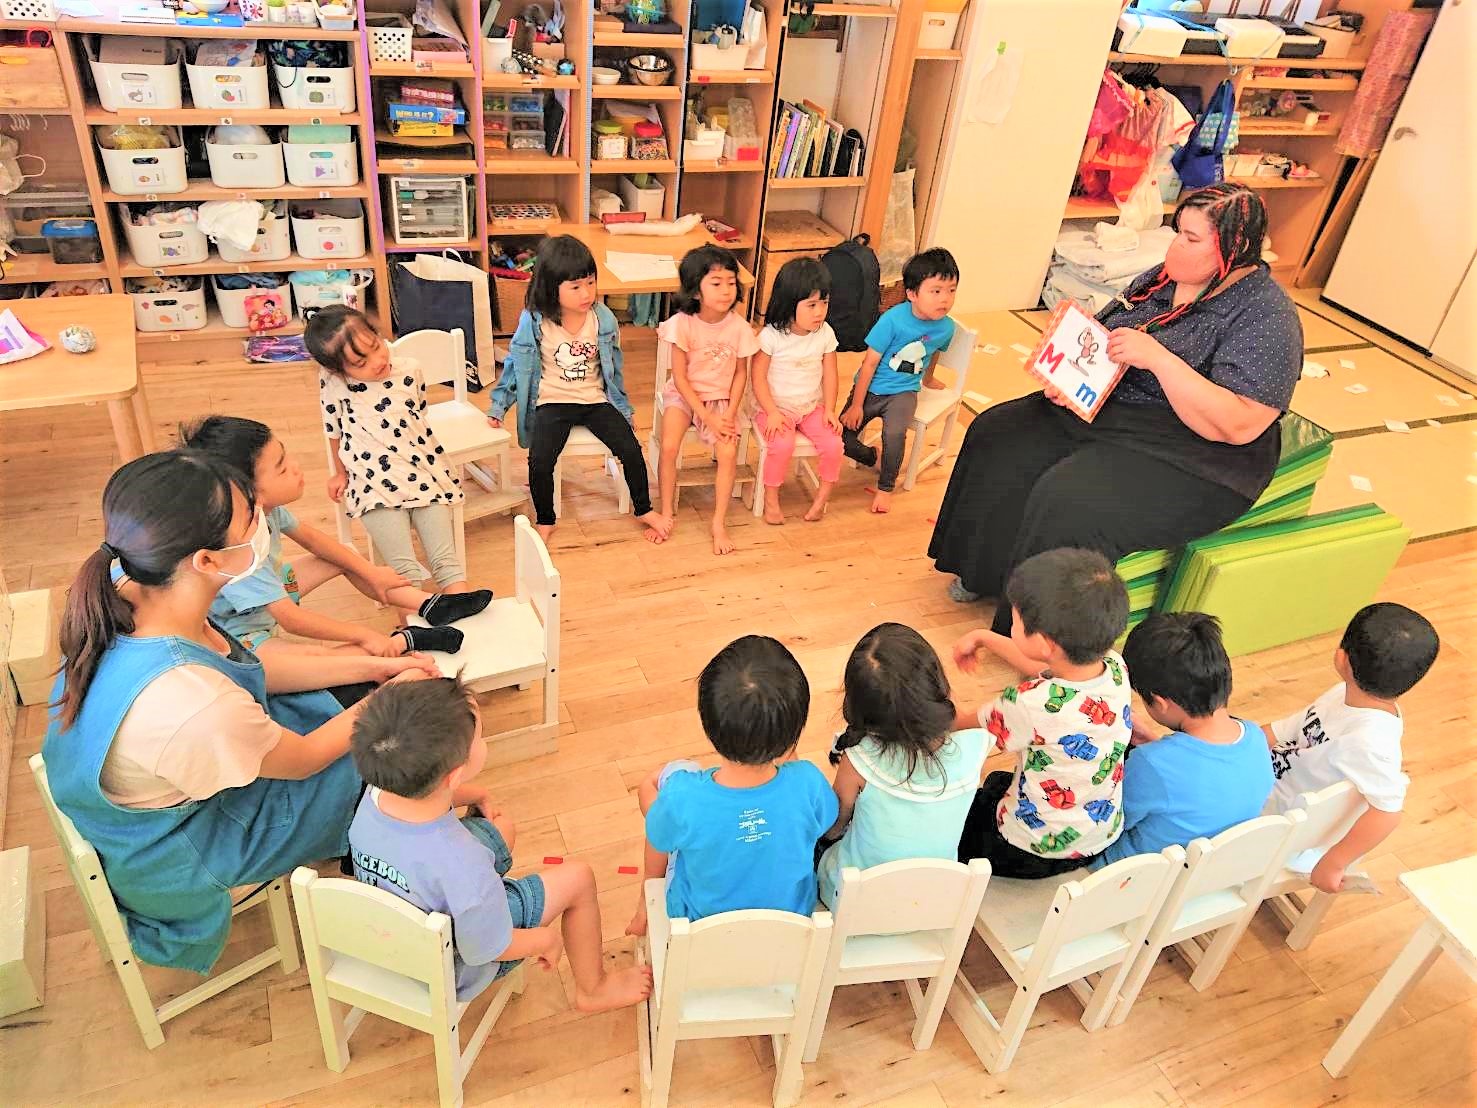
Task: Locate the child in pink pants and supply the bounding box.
[751,258,845,524]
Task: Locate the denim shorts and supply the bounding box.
[462,816,546,980]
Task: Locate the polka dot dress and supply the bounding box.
[320,358,463,519]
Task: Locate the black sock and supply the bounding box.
[395,626,465,654]
[418,589,493,626]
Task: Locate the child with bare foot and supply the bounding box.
[653,246,760,555]
[487,235,671,545]
[349,676,651,1013]
[752,258,845,525]
[625,636,837,937]
[840,248,959,513]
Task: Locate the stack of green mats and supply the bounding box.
[1116,412,1336,633]
[1157,504,1410,657]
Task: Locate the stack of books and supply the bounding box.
[770,100,863,180]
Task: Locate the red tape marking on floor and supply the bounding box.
[617,865,639,875]
[542,856,563,865]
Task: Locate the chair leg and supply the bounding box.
[773,1028,807,1108]
[801,976,838,1063]
[314,994,354,1074]
[1190,915,1254,992]
[902,421,924,492]
[1107,941,1162,1027]
[1323,919,1444,1077]
[992,985,1044,1072]
[265,878,300,975]
[113,946,166,1049]
[646,1009,679,1108]
[452,502,467,576]
[911,972,954,1051]
[613,457,632,515]
[432,1011,466,1108]
[542,663,559,734]
[553,460,563,519]
[1286,890,1337,951]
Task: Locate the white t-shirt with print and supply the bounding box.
[1267,682,1406,814]
[758,322,838,417]
[980,651,1135,860]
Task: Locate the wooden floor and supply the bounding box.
[2,318,1475,1106]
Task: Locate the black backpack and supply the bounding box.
[821,233,881,352]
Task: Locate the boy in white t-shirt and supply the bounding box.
[952,548,1133,877]
[1265,603,1440,894]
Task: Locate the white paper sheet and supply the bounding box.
[604,252,678,284]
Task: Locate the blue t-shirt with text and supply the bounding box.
[1094,721,1275,867]
[863,303,956,396]
[647,760,838,921]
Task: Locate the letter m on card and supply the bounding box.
[1024,300,1128,424]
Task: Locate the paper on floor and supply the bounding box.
[604,252,678,283]
[1338,358,1357,369]
[980,343,1001,355]
[1435,394,1459,408]
[1009,342,1033,356]
[1384,420,1411,433]
[1349,474,1373,492]
[1302,360,1327,377]
[1345,383,1368,394]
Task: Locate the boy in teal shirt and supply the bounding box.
[841,247,958,514]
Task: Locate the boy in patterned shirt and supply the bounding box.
[952,548,1133,877]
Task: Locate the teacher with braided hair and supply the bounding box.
[929,183,1303,632]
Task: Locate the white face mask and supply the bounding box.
[205,508,270,585]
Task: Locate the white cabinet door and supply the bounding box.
[1431,253,1477,381]
[1324,0,1477,347]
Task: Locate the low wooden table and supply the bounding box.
[0,295,154,462]
[557,223,756,295]
[1322,855,1477,1077]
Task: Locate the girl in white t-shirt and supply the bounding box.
[751,258,844,524]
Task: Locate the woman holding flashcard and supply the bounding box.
[929,183,1302,634]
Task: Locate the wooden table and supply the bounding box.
[0,295,154,462]
[557,223,756,295]
[1322,855,1477,1077]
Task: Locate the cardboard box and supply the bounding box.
[7,590,58,707]
[0,847,45,1018]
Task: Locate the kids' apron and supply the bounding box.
[43,631,360,973]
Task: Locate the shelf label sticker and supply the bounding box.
[144,193,159,202]
[237,265,248,274]
[137,116,152,126]
[169,333,180,342]
[403,158,420,168]
[311,117,323,126]
[152,268,163,277]
[319,190,332,199]
[236,192,248,201]
[218,116,232,126]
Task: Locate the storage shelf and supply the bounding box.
[102,181,370,202]
[84,98,363,127]
[135,307,305,344]
[378,156,480,174]
[59,17,361,41]
[684,160,765,173]
[0,105,71,116]
[592,84,684,100]
[375,127,478,175]
[118,251,374,278]
[1064,196,1152,220]
[591,158,678,174]
[688,69,775,85]
[481,73,581,91]
[0,255,108,284]
[914,49,962,62]
[1065,174,1327,219]
[767,176,866,189]
[370,61,475,79]
[1109,51,1367,71]
[483,153,580,175]
[1238,122,1340,137]
[593,32,687,49]
[1243,76,1359,91]
[802,3,898,17]
[385,240,480,253]
[1224,175,1327,190]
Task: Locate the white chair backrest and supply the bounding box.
[292,869,452,991]
[29,753,107,895]
[667,910,828,994]
[935,324,976,403]
[654,338,672,399]
[1033,849,1182,962]
[1179,813,1305,904]
[1285,781,1366,856]
[833,858,990,937]
[513,515,560,632]
[393,328,467,401]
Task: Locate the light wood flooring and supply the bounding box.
[1,313,1475,1106]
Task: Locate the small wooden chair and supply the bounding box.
[290,868,525,1108]
[404,515,560,764]
[647,338,756,510]
[900,324,975,490]
[1263,781,1369,951]
[29,753,299,1050]
[1108,812,1306,1026]
[635,878,833,1108]
[804,858,991,1062]
[947,849,1182,1072]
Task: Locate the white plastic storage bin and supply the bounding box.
[690,43,747,71]
[212,276,292,329]
[98,139,188,196]
[206,134,286,189]
[186,53,270,110]
[217,205,292,262]
[918,0,965,50]
[290,199,365,259]
[122,207,208,267]
[273,63,356,112]
[283,134,358,187]
[127,278,207,332]
[290,268,374,312]
[88,36,183,112]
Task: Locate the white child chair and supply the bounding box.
[635,878,833,1108]
[404,514,560,764]
[946,849,1182,1073]
[647,339,756,510]
[804,858,992,1062]
[1107,812,1307,1026]
[290,867,526,1108]
[1263,781,1370,951]
[29,753,300,1049]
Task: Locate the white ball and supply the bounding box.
[60,325,96,354]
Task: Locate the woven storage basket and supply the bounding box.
[494,273,530,332]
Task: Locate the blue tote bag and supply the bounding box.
[1172,79,1236,190]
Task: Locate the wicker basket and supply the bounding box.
[879,281,906,312]
[493,272,530,333]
